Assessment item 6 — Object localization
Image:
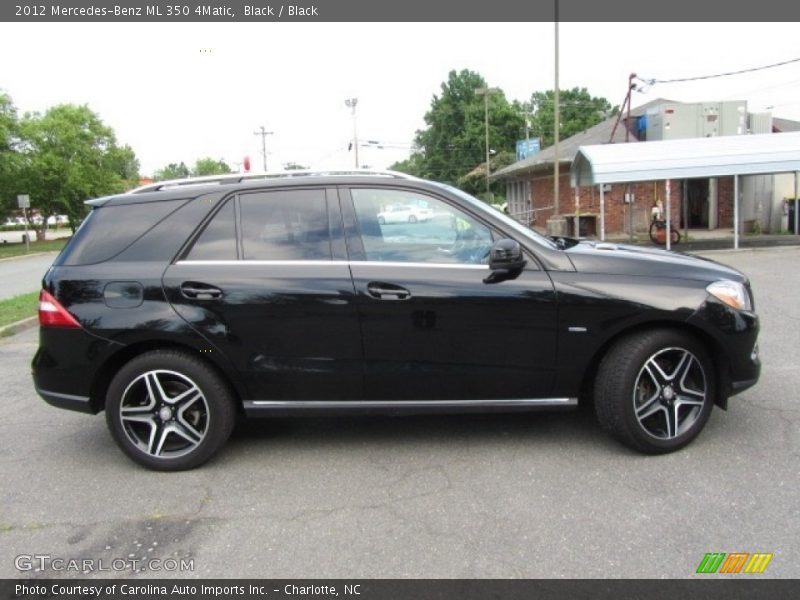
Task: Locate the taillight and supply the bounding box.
[38,290,81,328]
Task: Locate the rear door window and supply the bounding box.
[239,189,331,260]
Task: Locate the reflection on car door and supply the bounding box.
[163,187,363,401]
[343,186,558,401]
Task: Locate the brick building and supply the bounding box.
[494,98,799,237]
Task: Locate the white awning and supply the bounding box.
[571,131,800,186]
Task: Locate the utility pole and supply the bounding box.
[553,1,560,217]
[475,86,500,199]
[345,98,359,168]
[253,126,274,171]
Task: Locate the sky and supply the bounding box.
[2,22,800,177]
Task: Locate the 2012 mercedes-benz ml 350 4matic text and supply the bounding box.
[32,171,760,470]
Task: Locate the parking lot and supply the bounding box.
[1,246,798,579]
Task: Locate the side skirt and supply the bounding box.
[242,398,577,418]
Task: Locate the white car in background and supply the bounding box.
[377,204,434,224]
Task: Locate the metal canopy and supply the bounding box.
[571,131,800,186]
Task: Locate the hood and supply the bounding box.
[565,240,746,283]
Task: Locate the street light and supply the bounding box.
[474,87,500,199]
[345,97,359,168]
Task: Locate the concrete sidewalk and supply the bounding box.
[606,228,800,252]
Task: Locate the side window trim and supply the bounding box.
[338,186,367,261]
[233,193,243,260]
[328,187,348,261]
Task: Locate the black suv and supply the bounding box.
[32,171,760,469]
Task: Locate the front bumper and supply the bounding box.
[688,297,760,405]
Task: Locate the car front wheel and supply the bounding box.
[105,350,236,470]
[594,329,715,454]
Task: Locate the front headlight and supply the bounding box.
[706,280,752,311]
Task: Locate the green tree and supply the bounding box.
[457,150,517,199]
[0,92,20,220]
[153,162,190,181]
[526,87,617,148]
[192,157,231,176]
[388,152,425,178]
[403,69,525,196]
[16,104,136,238]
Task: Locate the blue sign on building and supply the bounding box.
[516,138,541,161]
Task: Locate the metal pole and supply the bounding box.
[345,98,359,168]
[574,186,580,237]
[599,184,605,241]
[484,91,490,196]
[627,184,633,243]
[795,171,798,235]
[734,175,739,250]
[353,107,359,169]
[475,87,499,199]
[666,179,672,251]
[553,7,560,216]
[254,126,274,172]
[23,207,30,253]
[682,179,689,242]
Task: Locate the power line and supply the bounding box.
[638,56,800,85]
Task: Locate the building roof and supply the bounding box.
[773,117,800,133]
[492,98,678,180]
[571,130,800,186]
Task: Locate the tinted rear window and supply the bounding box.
[57,198,190,266]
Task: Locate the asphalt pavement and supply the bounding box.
[0,247,798,579]
[0,253,57,300]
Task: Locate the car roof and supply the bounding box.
[87,170,427,207]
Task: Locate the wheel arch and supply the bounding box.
[579,320,730,410]
[89,340,245,414]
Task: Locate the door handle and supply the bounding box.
[180,282,223,300]
[367,282,411,301]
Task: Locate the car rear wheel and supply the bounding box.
[594,329,714,454]
[377,216,385,225]
[105,350,236,470]
[408,215,418,223]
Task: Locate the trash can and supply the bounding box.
[21,233,29,244]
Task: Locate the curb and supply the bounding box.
[0,316,37,338]
[0,251,59,264]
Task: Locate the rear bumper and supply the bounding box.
[31,327,121,414]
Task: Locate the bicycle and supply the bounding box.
[649,217,681,245]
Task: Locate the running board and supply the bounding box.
[243,398,577,417]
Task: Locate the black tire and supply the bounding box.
[408,215,418,224]
[671,228,681,245]
[648,221,659,244]
[594,329,715,454]
[105,350,236,471]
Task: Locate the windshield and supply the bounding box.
[433,182,559,250]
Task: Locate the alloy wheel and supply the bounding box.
[118,370,209,459]
[632,347,707,440]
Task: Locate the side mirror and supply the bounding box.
[483,239,526,284]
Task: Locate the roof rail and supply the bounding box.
[129,169,419,194]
